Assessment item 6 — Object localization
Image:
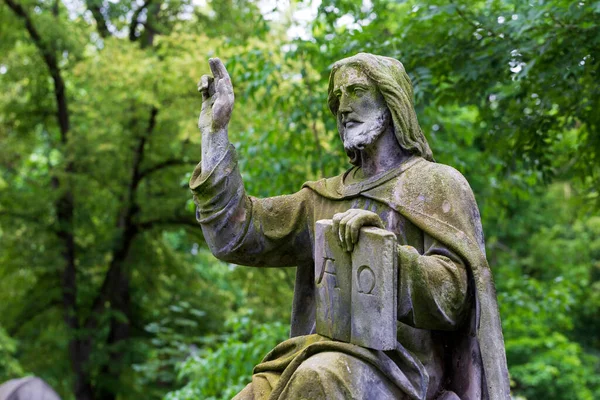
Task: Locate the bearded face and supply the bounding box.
[332,65,392,158]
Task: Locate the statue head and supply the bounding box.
[328,53,434,165]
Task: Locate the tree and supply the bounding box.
[2,0,599,399]
[0,0,283,398]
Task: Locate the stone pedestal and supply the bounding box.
[315,219,397,351]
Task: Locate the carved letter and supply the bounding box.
[356,265,376,295]
[324,258,338,288]
[316,257,337,287]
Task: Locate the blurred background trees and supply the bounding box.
[0,0,598,399]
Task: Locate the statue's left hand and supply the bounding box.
[332,209,384,252]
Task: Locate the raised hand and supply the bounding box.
[332,209,385,252]
[198,58,235,133]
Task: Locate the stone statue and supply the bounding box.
[0,377,62,400]
[190,53,510,400]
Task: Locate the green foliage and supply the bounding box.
[293,0,600,194]
[0,0,292,397]
[0,326,25,382]
[495,184,600,399]
[165,312,288,400]
[1,0,599,399]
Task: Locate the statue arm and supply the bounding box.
[396,235,469,331]
[192,58,313,266]
[190,145,313,267]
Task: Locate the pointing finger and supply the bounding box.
[209,58,231,84]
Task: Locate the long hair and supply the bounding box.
[327,53,434,163]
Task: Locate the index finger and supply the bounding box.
[209,58,231,82]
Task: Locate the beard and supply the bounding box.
[340,112,391,165]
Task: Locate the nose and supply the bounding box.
[338,93,352,119]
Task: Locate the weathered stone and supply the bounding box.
[0,377,61,400]
[193,53,511,400]
[351,225,397,350]
[315,220,397,351]
[314,219,352,342]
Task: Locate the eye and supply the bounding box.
[353,87,366,96]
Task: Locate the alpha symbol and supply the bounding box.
[316,257,338,288]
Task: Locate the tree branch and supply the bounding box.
[449,0,503,39]
[129,0,151,41]
[0,210,51,227]
[450,1,480,31]
[84,106,159,331]
[82,106,161,399]
[7,286,62,336]
[85,0,110,38]
[4,0,69,139]
[138,159,197,181]
[4,2,92,398]
[136,215,199,230]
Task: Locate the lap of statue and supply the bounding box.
[232,335,461,400]
[234,351,405,400]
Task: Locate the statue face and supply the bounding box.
[332,65,391,153]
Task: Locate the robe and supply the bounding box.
[190,145,510,400]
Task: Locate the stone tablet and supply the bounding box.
[314,219,352,342]
[315,219,397,351]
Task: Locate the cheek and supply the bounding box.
[369,96,388,116]
[352,102,369,118]
[359,97,372,110]
[359,95,383,112]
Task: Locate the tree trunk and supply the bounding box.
[3,1,94,398]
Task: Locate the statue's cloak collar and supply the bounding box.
[306,156,425,199]
[303,159,511,400]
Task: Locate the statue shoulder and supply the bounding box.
[404,159,475,198]
[396,159,486,253]
[302,170,349,199]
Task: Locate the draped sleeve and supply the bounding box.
[396,236,469,331]
[190,145,313,267]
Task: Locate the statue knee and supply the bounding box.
[298,351,343,372]
[283,352,409,400]
[292,352,338,382]
[283,352,345,399]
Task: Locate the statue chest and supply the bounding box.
[310,195,425,254]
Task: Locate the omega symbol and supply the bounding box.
[356,265,376,295]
